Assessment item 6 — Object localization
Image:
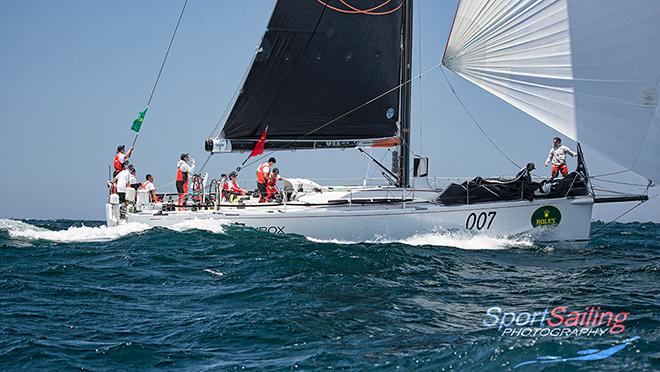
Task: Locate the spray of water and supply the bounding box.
[307,229,534,250]
[167,219,230,234]
[0,218,230,244]
[0,219,151,243]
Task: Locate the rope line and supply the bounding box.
[440,66,520,169]
[416,0,424,155]
[591,179,654,236]
[589,178,650,187]
[316,0,403,15]
[131,0,189,148]
[235,63,443,173]
[198,153,213,175]
[591,194,656,236]
[208,1,278,139]
[589,169,631,178]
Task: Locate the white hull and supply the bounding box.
[107,191,594,246]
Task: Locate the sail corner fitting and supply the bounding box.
[205,138,232,153]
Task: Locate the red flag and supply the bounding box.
[249,127,268,157]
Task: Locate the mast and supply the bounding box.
[396,0,413,187]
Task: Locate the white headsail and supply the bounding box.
[442,0,660,182]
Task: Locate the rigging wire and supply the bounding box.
[236,63,444,173]
[131,0,189,149]
[439,66,520,169]
[209,0,328,173]
[591,178,653,236]
[591,193,657,236]
[416,0,424,155]
[365,148,394,183]
[198,153,213,175]
[207,0,280,139]
[589,178,651,187]
[592,187,638,196]
[589,169,631,178]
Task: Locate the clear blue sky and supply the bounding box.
[1,0,658,222]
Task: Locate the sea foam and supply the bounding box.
[0,219,151,243]
[167,219,230,234]
[389,230,534,250]
[307,229,533,250]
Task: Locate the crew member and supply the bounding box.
[176,153,195,206]
[265,168,285,202]
[113,166,131,203]
[128,165,139,190]
[139,174,160,202]
[223,171,248,202]
[545,137,577,179]
[113,145,133,177]
[256,157,276,202]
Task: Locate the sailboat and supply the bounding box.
[105,0,658,246]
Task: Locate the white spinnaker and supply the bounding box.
[442,0,660,182]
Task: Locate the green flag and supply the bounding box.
[131,108,148,133]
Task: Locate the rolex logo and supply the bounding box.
[531,206,562,227]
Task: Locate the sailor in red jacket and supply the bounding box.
[223,171,248,202]
[176,153,195,206]
[113,145,133,177]
[256,157,276,202]
[265,168,285,202]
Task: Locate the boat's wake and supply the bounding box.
[0,219,151,243]
[307,230,534,250]
[0,218,230,244]
[2,218,533,249]
[393,230,534,250]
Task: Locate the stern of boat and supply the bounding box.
[105,194,121,227]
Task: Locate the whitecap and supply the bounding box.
[203,268,225,276]
[167,219,230,234]
[0,219,151,243]
[386,231,534,250]
[305,229,533,250]
[306,237,360,245]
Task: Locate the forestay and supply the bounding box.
[442,0,660,182]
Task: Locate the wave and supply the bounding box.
[391,230,534,250]
[0,218,230,244]
[0,219,151,243]
[306,237,360,245]
[167,219,229,234]
[307,229,533,250]
[2,218,533,249]
[203,268,226,277]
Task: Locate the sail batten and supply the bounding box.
[443,0,660,182]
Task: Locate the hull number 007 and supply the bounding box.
[465,211,497,230]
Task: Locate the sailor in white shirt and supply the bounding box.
[128,165,139,189]
[545,137,577,179]
[139,174,159,202]
[113,168,131,202]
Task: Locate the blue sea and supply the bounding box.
[0,219,658,371]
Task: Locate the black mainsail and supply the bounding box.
[213,0,405,151]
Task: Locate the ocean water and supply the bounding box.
[0,218,658,371]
